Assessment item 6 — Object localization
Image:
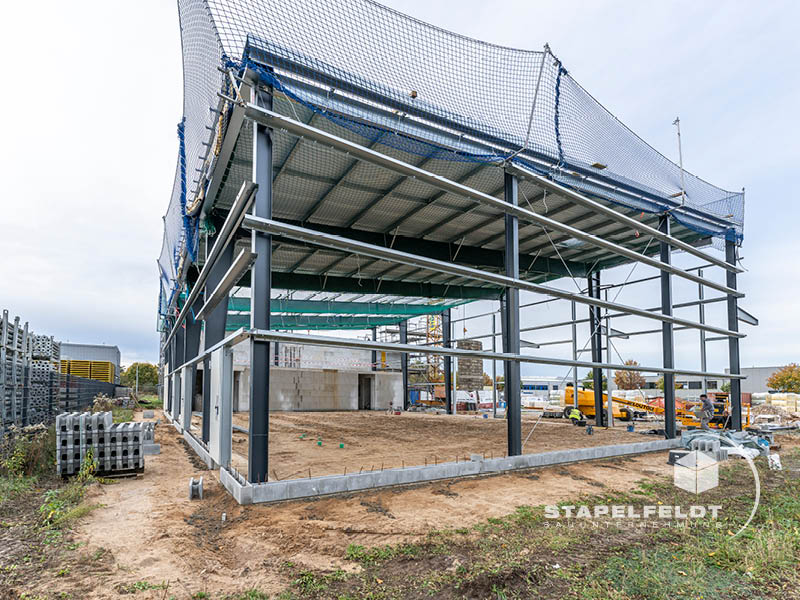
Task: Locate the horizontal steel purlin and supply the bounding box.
[243,104,744,290]
[243,215,744,339]
[249,329,745,380]
[164,181,257,348]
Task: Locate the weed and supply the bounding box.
[118,580,167,593]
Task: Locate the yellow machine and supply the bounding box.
[564,387,750,429]
[564,387,632,420]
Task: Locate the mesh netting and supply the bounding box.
[158,0,744,324]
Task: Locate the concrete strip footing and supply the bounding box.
[220,437,681,505]
[182,430,216,470]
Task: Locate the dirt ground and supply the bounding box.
[192,410,648,479]
[17,408,692,599]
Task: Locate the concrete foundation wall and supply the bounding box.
[221,437,682,504]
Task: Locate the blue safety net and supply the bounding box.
[158,0,744,326]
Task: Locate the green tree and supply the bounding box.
[120,362,159,389]
[656,376,680,391]
[582,370,607,391]
[766,364,800,392]
[720,382,731,393]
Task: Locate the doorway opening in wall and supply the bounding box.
[358,374,373,410]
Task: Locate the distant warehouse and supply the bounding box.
[60,343,121,384]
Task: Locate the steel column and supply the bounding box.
[184,296,203,420]
[503,172,521,456]
[492,313,498,418]
[588,272,604,426]
[698,269,708,395]
[249,88,273,483]
[371,327,377,372]
[571,300,579,407]
[604,289,614,427]
[399,320,409,409]
[174,326,185,421]
[201,241,234,443]
[726,240,743,430]
[660,215,677,439]
[442,309,453,414]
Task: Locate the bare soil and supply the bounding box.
[12,409,685,599]
[221,410,647,479]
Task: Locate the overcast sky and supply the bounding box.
[1,1,797,375]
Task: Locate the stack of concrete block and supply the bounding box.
[56,411,145,476]
[456,340,484,390]
[689,438,728,462]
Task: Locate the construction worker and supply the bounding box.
[690,393,716,430]
[568,407,583,426]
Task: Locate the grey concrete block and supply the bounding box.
[143,410,155,419]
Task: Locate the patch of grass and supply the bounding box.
[118,580,168,594]
[138,395,160,409]
[224,590,271,600]
[275,448,800,599]
[112,407,135,423]
[0,475,36,504]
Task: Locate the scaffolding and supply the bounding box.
[158,0,752,503]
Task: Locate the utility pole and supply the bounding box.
[135,363,139,395]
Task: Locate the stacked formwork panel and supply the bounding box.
[29,335,60,425]
[1,310,28,435]
[56,411,147,476]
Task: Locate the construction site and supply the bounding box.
[2,1,800,599]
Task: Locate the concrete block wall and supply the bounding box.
[270,368,359,411]
[233,367,402,412]
[376,372,403,410]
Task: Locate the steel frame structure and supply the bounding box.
[160,44,750,503]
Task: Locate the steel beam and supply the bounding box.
[698,269,708,395]
[184,295,203,425]
[588,272,604,426]
[660,215,677,439]
[371,327,377,372]
[274,220,587,277]
[503,173,522,455]
[164,180,256,348]
[228,297,461,316]
[201,239,234,443]
[243,104,743,292]
[248,89,272,484]
[245,329,743,380]
[400,320,409,410]
[245,217,744,339]
[571,300,579,407]
[726,240,743,430]
[195,249,257,321]
[272,272,502,301]
[443,309,453,414]
[507,163,743,273]
[226,314,405,330]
